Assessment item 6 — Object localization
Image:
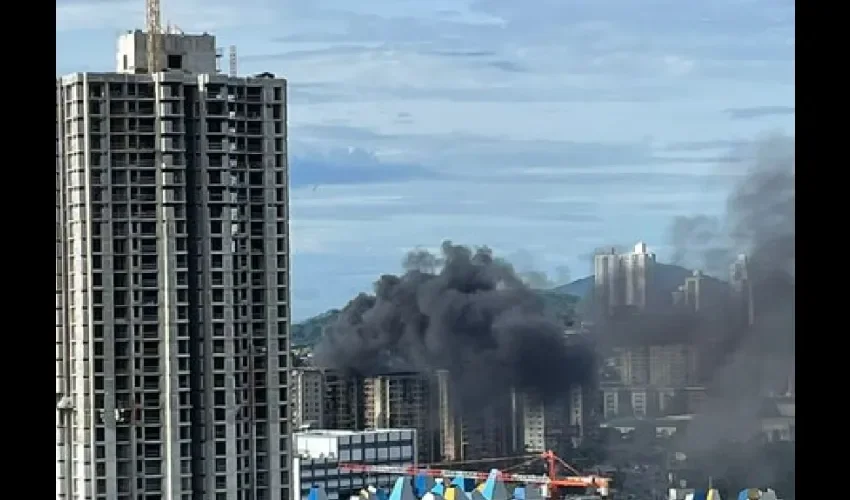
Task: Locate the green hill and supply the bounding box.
[291,291,580,348]
[552,263,727,299]
[292,309,341,347]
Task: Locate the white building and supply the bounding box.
[56,29,291,500]
[730,253,755,326]
[594,242,656,316]
[293,429,417,500]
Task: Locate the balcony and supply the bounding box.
[161,122,184,134]
[135,192,157,202]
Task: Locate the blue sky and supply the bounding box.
[57,0,795,321]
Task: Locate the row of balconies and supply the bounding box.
[86,83,155,100]
[205,105,267,120]
[106,120,274,136]
[209,92,267,102]
[92,137,187,152]
[100,83,282,103]
[206,123,267,136]
[208,139,267,153]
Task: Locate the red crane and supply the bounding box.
[339,450,611,498]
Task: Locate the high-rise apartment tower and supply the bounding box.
[56,30,291,500]
[594,242,656,316]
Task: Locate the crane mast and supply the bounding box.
[146,0,162,73]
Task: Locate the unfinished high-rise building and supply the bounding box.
[292,368,326,429]
[362,373,439,464]
[455,394,521,461]
[291,368,363,431]
[56,29,291,500]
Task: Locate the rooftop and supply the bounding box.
[296,428,416,438]
[601,414,695,429]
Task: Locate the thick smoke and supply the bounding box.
[313,241,594,406]
[669,136,794,435]
[666,135,795,492]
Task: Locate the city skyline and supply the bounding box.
[56,0,795,321]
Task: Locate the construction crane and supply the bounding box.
[146,0,162,73]
[340,450,611,498]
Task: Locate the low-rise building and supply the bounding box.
[293,429,417,500]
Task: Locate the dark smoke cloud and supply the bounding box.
[667,134,794,491]
[313,241,594,405]
[668,215,730,277]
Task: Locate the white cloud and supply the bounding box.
[56,0,794,318]
[290,177,727,254]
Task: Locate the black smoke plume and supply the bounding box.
[313,241,594,406]
[666,135,795,494]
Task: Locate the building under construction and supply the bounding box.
[56,1,291,498]
[293,368,365,431]
[291,368,594,467]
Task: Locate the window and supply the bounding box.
[167,54,183,70]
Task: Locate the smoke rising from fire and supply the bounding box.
[662,135,795,494]
[668,135,794,444]
[313,241,594,405]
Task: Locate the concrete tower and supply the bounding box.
[56,29,291,500]
[594,242,656,316]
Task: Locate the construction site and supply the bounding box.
[340,450,611,498]
[294,433,612,500]
[292,366,594,466]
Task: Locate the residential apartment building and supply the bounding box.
[729,253,755,327]
[594,242,657,316]
[601,344,703,419]
[362,373,436,464]
[292,368,363,431]
[56,29,291,500]
[518,382,589,454]
[292,369,325,429]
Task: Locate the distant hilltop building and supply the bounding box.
[729,253,755,327]
[671,269,727,315]
[594,242,656,316]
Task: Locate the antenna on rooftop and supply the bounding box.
[229,45,238,77]
[145,0,163,73]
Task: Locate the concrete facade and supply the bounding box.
[362,373,436,464]
[291,368,364,432]
[56,35,291,500]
